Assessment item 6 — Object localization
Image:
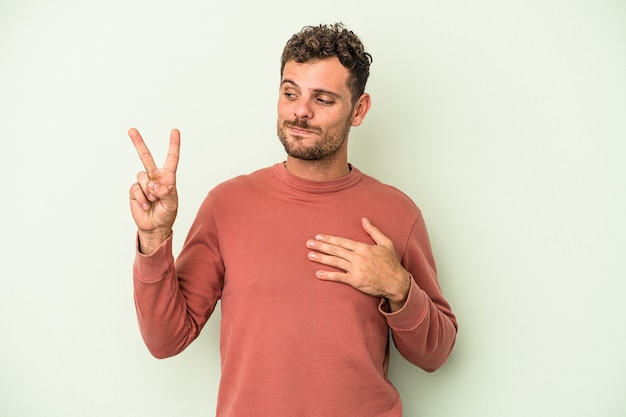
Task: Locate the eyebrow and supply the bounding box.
[281,79,342,99]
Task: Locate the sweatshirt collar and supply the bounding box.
[272,162,362,193]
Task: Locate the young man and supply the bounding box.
[129,23,457,417]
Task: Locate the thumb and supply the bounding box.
[361,217,391,247]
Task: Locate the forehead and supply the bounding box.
[281,57,350,93]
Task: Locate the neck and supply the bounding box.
[284,157,350,181]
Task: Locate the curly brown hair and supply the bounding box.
[280,23,373,105]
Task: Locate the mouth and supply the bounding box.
[289,127,316,137]
[284,121,321,138]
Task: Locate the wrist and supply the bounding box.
[137,228,172,255]
[387,271,411,312]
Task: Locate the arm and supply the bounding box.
[132,225,223,359]
[306,216,457,371]
[133,235,197,358]
[128,128,218,358]
[381,214,457,371]
[382,278,457,372]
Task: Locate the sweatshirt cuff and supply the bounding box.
[133,232,174,284]
[379,278,429,331]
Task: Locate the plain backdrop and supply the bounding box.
[1,0,625,416]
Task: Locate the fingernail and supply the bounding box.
[143,203,150,210]
[308,252,317,260]
[306,240,315,248]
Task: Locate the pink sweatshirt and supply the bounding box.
[133,163,457,416]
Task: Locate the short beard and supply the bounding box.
[277,118,351,161]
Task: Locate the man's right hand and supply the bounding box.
[128,128,180,255]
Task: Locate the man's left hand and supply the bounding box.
[306,217,411,312]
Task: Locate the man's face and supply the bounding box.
[277,57,356,162]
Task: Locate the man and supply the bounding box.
[129,23,457,417]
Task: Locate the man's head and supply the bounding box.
[280,23,372,105]
[277,24,372,178]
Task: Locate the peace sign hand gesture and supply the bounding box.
[128,128,180,254]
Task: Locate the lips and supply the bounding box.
[290,126,316,136]
[284,121,321,136]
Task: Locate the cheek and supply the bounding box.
[276,105,287,123]
[328,114,352,131]
[277,102,293,121]
[277,96,287,112]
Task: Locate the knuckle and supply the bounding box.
[327,246,340,256]
[129,182,142,195]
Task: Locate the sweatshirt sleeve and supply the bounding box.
[133,194,224,359]
[379,213,458,372]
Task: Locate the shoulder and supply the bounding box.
[357,170,421,214]
[210,166,274,196]
[193,166,274,217]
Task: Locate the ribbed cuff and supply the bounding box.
[133,232,174,284]
[379,278,429,331]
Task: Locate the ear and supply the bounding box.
[351,93,372,127]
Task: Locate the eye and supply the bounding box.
[316,97,335,106]
[283,92,297,100]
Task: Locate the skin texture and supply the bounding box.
[128,58,411,311]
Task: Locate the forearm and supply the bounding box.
[133,234,200,358]
[381,279,457,372]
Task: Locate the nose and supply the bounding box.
[293,98,313,120]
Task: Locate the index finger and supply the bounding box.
[163,129,180,173]
[128,128,158,173]
[313,234,360,251]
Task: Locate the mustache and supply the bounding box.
[283,119,322,134]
